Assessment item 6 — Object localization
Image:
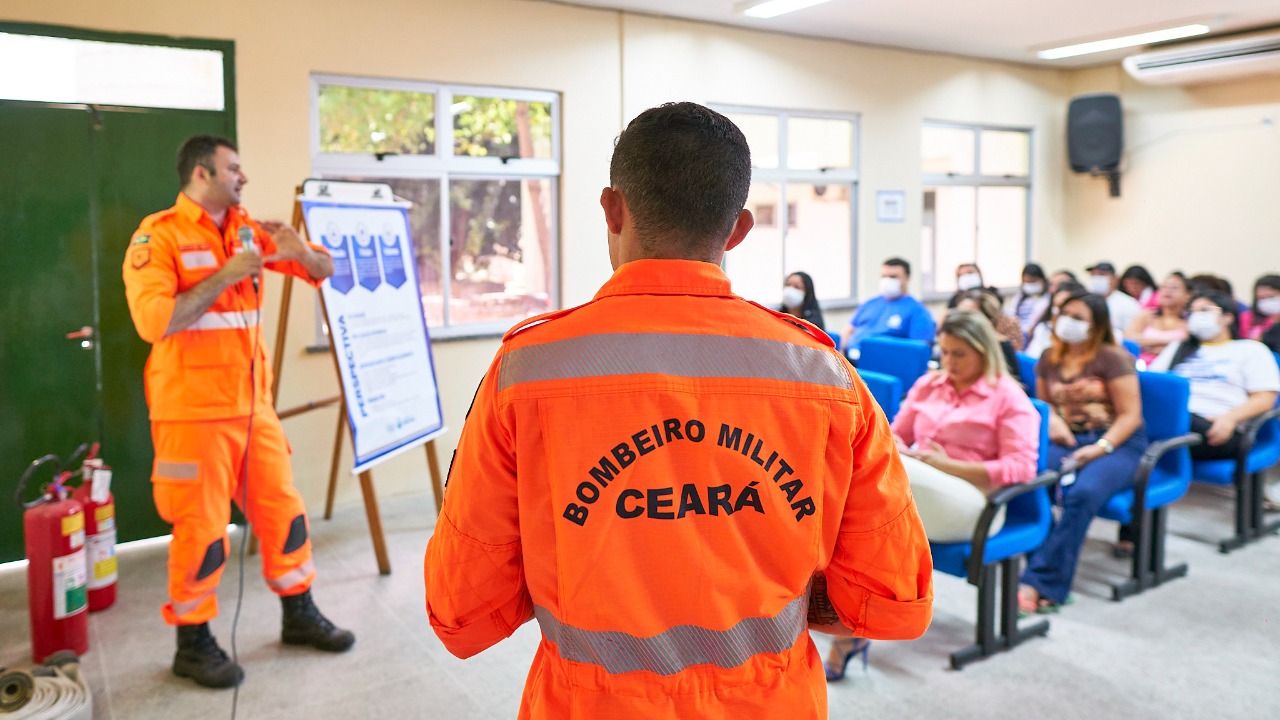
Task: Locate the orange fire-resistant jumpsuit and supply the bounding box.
[123,193,328,625]
[425,259,933,719]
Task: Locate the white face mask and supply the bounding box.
[1257,296,1280,317]
[782,286,806,308]
[1187,310,1224,341]
[1087,275,1113,295]
[1054,316,1092,345]
[879,276,904,299]
[1022,282,1044,296]
[957,272,982,291]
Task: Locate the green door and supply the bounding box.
[1,103,233,562]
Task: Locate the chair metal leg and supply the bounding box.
[1150,506,1188,586]
[1220,464,1253,553]
[951,559,1049,670]
[1249,471,1280,540]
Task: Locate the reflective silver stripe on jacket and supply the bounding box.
[534,594,808,676]
[498,332,851,392]
[185,309,261,331]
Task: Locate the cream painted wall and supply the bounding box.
[1061,65,1280,296]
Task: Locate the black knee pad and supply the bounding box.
[195,539,226,581]
[282,514,308,554]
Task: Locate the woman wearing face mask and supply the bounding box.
[1007,263,1050,338]
[1024,282,1085,359]
[824,311,1038,681]
[946,263,994,309]
[1018,291,1147,614]
[780,271,825,330]
[1147,291,1280,461]
[1241,275,1280,342]
[1125,272,1191,364]
[1120,265,1160,310]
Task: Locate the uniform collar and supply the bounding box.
[176,192,242,229]
[593,259,735,300]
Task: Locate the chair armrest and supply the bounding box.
[1237,406,1280,450]
[965,470,1060,585]
[1130,432,1202,521]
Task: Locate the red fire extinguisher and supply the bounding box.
[17,454,90,663]
[70,443,117,611]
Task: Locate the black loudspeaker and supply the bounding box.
[1068,94,1123,173]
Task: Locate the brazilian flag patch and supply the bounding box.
[132,234,151,245]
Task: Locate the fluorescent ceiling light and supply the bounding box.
[1037,24,1210,60]
[737,0,833,20]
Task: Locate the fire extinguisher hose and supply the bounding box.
[6,661,91,720]
[0,667,35,712]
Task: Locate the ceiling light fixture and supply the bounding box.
[1037,24,1210,60]
[736,0,834,20]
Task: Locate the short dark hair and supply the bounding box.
[1021,263,1046,282]
[884,257,911,277]
[177,135,237,187]
[610,103,750,254]
[1120,264,1156,289]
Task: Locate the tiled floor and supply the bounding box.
[2,481,1278,719]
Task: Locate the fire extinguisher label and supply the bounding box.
[87,530,118,589]
[52,549,88,619]
[61,512,84,537]
[95,504,115,532]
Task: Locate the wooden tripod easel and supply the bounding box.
[259,188,444,575]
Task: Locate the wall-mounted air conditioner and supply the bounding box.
[1123,29,1280,85]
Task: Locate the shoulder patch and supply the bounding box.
[744,299,835,348]
[131,234,150,245]
[503,303,590,342]
[130,246,151,269]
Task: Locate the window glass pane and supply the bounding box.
[786,118,854,171]
[922,186,976,294]
[448,178,554,324]
[979,130,1030,177]
[0,32,224,110]
[726,183,784,304]
[452,97,553,159]
[976,186,1027,289]
[921,126,975,175]
[784,183,851,300]
[318,85,436,156]
[725,113,779,170]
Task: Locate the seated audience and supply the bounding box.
[1086,261,1142,339]
[1241,274,1280,341]
[946,263,999,309]
[841,257,936,356]
[955,289,1023,383]
[1125,271,1190,364]
[1147,290,1280,461]
[1007,263,1050,338]
[1049,269,1078,295]
[1025,282,1085,359]
[780,271,825,330]
[1020,291,1147,613]
[1188,273,1249,316]
[1120,264,1160,310]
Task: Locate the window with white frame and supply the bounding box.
[920,123,1031,296]
[311,75,559,337]
[712,105,859,307]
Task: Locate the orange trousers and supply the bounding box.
[151,405,315,625]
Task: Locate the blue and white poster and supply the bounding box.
[301,180,445,474]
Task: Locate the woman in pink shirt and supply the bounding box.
[892,310,1041,542]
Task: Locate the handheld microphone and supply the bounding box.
[237,226,260,293]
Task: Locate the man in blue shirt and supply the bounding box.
[840,258,936,357]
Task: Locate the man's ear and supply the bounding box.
[724,209,754,252]
[600,187,625,235]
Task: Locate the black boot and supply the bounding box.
[173,623,243,689]
[281,590,355,652]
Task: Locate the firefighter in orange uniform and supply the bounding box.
[425,103,933,718]
[123,136,353,689]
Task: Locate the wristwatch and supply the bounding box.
[1096,438,1116,454]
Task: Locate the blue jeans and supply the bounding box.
[1022,427,1149,604]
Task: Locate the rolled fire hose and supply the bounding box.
[3,655,92,720]
[0,668,35,712]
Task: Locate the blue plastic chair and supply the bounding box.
[1190,351,1280,553]
[1017,352,1038,394]
[857,336,932,398]
[1122,339,1142,358]
[931,399,1057,669]
[855,369,902,422]
[1097,372,1201,600]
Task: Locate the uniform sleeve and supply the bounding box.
[824,379,933,641]
[257,223,330,288]
[424,357,532,658]
[983,389,1040,486]
[122,228,177,344]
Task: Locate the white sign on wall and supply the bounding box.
[301,180,445,473]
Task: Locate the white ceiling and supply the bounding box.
[549,0,1280,67]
